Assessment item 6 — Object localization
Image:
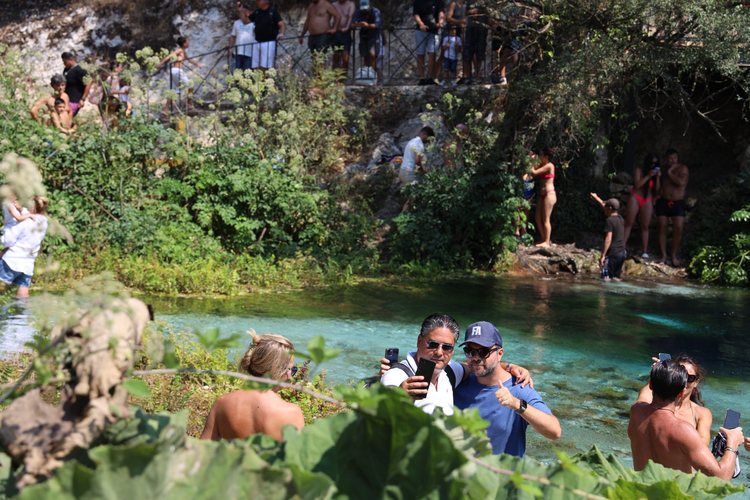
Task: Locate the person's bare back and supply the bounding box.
[200,389,304,441]
[628,401,741,480]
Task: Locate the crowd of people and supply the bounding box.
[200,316,748,485]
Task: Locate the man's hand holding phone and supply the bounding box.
[720,426,744,450]
[400,375,429,400]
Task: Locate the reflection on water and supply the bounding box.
[0,300,34,355]
[3,276,750,489]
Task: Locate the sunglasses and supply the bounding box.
[289,366,298,377]
[425,340,455,352]
[463,346,499,359]
[687,374,698,383]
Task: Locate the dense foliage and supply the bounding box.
[3,387,743,499]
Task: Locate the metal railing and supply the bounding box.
[163,26,527,109]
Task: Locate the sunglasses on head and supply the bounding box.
[687,374,698,383]
[463,346,499,359]
[425,340,455,352]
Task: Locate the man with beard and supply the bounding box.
[453,321,561,456]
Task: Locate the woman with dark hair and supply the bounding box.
[636,354,712,445]
[157,36,203,111]
[624,153,661,259]
[530,147,556,247]
[201,331,304,441]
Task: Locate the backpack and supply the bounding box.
[354,66,377,86]
[390,361,457,388]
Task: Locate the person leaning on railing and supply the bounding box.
[230,2,256,71]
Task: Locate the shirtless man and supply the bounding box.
[49,97,76,135]
[299,0,340,54]
[628,359,743,480]
[30,75,70,123]
[655,148,689,266]
[200,333,304,441]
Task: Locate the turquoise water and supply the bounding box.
[2,276,750,492]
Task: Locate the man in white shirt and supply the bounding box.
[381,313,459,415]
[399,126,435,184]
[230,3,256,71]
[0,196,49,298]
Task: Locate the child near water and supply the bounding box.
[3,194,35,234]
[591,193,626,281]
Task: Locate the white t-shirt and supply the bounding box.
[381,352,455,415]
[1,215,48,276]
[442,35,462,60]
[232,20,256,58]
[399,136,425,183]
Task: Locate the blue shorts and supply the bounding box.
[0,259,31,287]
[443,58,458,72]
[415,30,439,55]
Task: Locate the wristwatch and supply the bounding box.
[516,399,527,414]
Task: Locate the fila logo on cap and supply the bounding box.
[471,326,481,336]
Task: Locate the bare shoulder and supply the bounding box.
[694,403,712,421]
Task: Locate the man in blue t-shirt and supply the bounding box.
[453,321,561,456]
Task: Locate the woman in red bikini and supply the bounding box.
[624,153,661,258]
[530,147,556,247]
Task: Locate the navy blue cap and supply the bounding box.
[460,321,503,348]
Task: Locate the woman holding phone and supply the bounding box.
[636,354,712,445]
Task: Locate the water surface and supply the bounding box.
[3,276,750,491]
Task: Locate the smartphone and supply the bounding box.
[414,358,436,400]
[384,347,399,365]
[724,409,741,429]
[658,353,671,361]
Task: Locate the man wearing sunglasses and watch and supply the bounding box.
[379,314,533,420]
[453,321,561,457]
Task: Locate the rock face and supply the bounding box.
[514,244,688,280]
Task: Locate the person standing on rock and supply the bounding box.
[624,153,661,260]
[61,52,91,117]
[591,194,626,281]
[351,0,382,79]
[413,0,445,85]
[399,126,435,185]
[655,148,689,267]
[530,147,556,247]
[332,0,355,74]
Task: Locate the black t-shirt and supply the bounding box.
[251,7,282,42]
[604,214,625,255]
[64,64,88,103]
[413,0,444,33]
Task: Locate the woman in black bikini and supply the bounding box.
[623,153,661,259]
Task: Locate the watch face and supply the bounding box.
[518,399,527,413]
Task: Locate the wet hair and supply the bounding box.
[61,51,76,61]
[419,313,460,342]
[642,152,658,170]
[54,97,65,107]
[177,36,188,47]
[674,354,705,407]
[238,331,295,380]
[50,74,66,86]
[649,359,687,401]
[420,126,435,137]
[33,196,49,215]
[665,148,678,157]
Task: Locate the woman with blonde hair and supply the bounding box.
[200,332,304,441]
